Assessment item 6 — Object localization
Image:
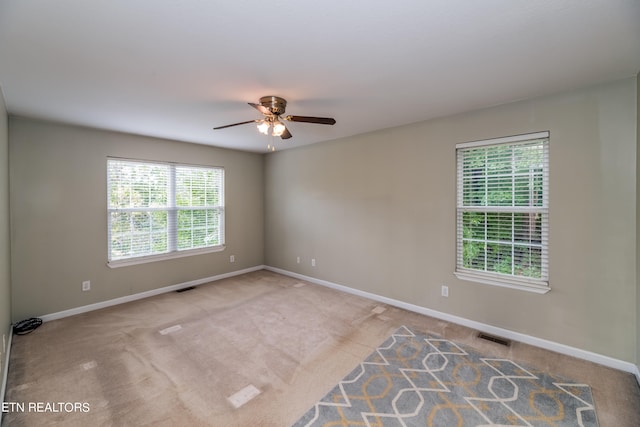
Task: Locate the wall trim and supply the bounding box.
[40,265,265,322]
[265,266,639,378]
[24,264,640,387]
[0,327,13,425]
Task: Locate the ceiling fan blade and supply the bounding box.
[284,115,336,125]
[248,102,271,115]
[213,119,258,130]
[281,126,292,140]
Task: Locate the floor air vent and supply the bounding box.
[477,332,511,347]
[176,286,196,293]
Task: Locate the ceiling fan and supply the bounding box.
[213,96,336,147]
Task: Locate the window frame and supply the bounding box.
[106,158,225,268]
[454,131,550,294]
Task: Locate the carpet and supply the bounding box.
[293,326,599,427]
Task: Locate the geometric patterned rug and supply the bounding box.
[292,326,599,427]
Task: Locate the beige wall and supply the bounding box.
[637,71,640,372]
[9,118,264,321]
[265,78,638,363]
[0,86,10,391]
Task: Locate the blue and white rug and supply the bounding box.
[293,326,598,427]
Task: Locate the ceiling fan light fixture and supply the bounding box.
[272,120,286,137]
[213,96,336,150]
[257,121,270,134]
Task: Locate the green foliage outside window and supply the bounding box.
[176,167,224,251]
[458,140,547,281]
[108,160,224,262]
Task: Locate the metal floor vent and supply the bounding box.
[477,332,511,347]
[176,286,196,293]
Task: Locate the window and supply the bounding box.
[107,158,224,267]
[455,132,549,293]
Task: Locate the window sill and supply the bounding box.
[107,245,226,268]
[454,270,550,294]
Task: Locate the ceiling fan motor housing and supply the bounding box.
[260,96,287,116]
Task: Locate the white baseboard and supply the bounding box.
[0,326,13,425]
[265,266,640,378]
[40,265,265,322]
[28,264,640,387]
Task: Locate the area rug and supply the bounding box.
[292,326,598,427]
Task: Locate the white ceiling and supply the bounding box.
[1,1,639,153]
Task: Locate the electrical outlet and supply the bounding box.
[441,285,449,297]
[82,280,91,291]
[296,256,300,264]
[230,255,235,263]
[311,258,316,267]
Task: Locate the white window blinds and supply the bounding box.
[456,132,549,292]
[107,159,224,264]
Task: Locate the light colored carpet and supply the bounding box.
[2,270,639,426]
